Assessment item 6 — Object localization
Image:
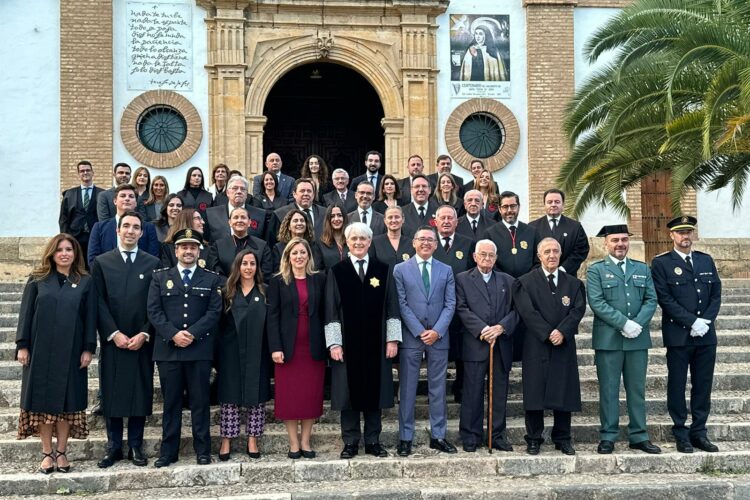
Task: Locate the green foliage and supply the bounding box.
[559,0,750,217]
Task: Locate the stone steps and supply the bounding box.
[2,451,750,498]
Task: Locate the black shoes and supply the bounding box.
[55,450,71,473]
[287,450,302,459]
[429,438,457,454]
[691,437,719,453]
[629,440,661,454]
[555,441,576,455]
[154,456,177,468]
[340,444,358,459]
[301,449,316,459]
[526,440,541,455]
[97,449,123,469]
[676,440,694,453]
[196,455,212,465]
[597,440,615,454]
[247,445,261,460]
[218,452,231,461]
[491,440,514,452]
[365,443,388,457]
[128,447,148,466]
[38,451,55,474]
[397,440,412,457]
[462,443,477,452]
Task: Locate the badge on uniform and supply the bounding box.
[455,251,463,260]
[511,248,517,254]
[606,273,614,278]
[166,280,174,289]
[402,253,410,261]
[674,267,683,276]
[520,241,528,249]
[561,295,570,306]
[198,259,206,268]
[370,277,380,288]
[71,283,77,288]
[254,297,260,302]
[139,274,144,279]
[563,233,568,238]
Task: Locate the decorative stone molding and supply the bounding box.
[120,90,203,168]
[444,98,520,172]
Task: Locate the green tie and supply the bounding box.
[83,188,90,210]
[421,260,430,295]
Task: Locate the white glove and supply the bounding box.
[690,328,703,338]
[691,318,710,336]
[621,319,642,339]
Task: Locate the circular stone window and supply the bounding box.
[137,105,187,153]
[121,90,202,168]
[459,112,505,159]
[445,98,519,172]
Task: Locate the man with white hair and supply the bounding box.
[204,176,267,242]
[324,222,402,459]
[323,168,357,213]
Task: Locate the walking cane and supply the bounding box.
[488,342,494,453]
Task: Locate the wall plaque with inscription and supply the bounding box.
[126,2,193,91]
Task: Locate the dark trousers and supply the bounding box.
[105,416,145,451]
[524,410,571,444]
[341,409,382,445]
[157,360,212,459]
[666,344,717,441]
[459,359,509,446]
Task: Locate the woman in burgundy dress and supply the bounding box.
[267,238,327,459]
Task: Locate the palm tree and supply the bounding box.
[558,0,750,218]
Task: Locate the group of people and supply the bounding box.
[17,151,721,474]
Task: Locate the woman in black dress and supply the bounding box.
[132,166,151,207]
[432,172,465,217]
[369,205,414,269]
[209,163,230,206]
[16,234,96,474]
[252,171,287,211]
[316,203,349,271]
[217,249,271,460]
[300,154,332,204]
[154,193,184,242]
[176,166,213,216]
[372,174,403,214]
[272,209,323,272]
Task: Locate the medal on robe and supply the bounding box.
[139,274,144,280]
[198,259,206,268]
[254,297,260,302]
[71,283,77,288]
[562,295,570,306]
[520,241,528,249]
[166,280,174,289]
[511,248,518,254]
[370,277,380,288]
[674,267,682,276]
[456,251,463,260]
[563,233,568,237]
[402,253,410,261]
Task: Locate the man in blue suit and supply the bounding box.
[393,226,456,456]
[88,184,160,266]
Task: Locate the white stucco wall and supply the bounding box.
[0,0,60,237]
[436,1,529,220]
[112,0,210,194]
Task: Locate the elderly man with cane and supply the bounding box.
[455,239,518,452]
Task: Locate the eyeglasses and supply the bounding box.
[414,237,436,243]
[192,215,204,222]
[500,204,519,210]
[476,252,496,259]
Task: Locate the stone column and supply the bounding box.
[205,3,250,173]
[524,0,577,219]
[245,115,267,181]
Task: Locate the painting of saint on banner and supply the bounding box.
[450,14,510,98]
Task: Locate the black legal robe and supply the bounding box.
[324,257,401,411]
[16,274,97,414]
[369,233,414,270]
[91,249,159,417]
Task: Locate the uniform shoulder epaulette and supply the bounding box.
[153,267,170,273]
[692,250,708,255]
[653,251,670,258]
[201,268,221,276]
[591,259,605,265]
[629,258,646,265]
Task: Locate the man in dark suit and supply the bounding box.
[393,226,457,456]
[59,160,103,263]
[88,184,160,266]
[529,188,589,277]
[252,152,295,203]
[651,216,722,453]
[401,174,439,239]
[206,207,273,280]
[432,205,475,403]
[348,181,385,236]
[97,162,132,221]
[398,155,435,204]
[323,168,357,213]
[350,150,383,194]
[271,178,327,242]
[455,239,518,452]
[147,228,223,467]
[91,212,160,468]
[204,176,267,243]
[427,155,465,198]
[456,189,494,241]
[513,238,586,456]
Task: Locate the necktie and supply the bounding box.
[547,273,556,293]
[421,261,430,295]
[340,192,346,202]
[182,269,191,287]
[617,260,625,274]
[83,188,90,210]
[685,255,693,271]
[368,175,375,185]
[123,251,133,265]
[361,210,368,225]
[550,218,558,232]
[509,225,516,237]
[357,259,366,282]
[304,208,313,226]
[471,220,477,233]
[443,236,451,252]
[419,206,426,220]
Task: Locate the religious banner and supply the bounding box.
[126,2,192,91]
[449,14,510,98]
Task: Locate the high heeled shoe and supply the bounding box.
[55,449,71,473]
[218,451,231,461]
[38,451,55,474]
[246,445,261,459]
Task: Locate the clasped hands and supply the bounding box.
[620,319,642,339]
[172,330,194,348]
[480,324,505,346]
[548,329,564,346]
[690,318,711,337]
[113,331,149,350]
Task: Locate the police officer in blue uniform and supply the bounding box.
[147,228,223,466]
[651,216,722,453]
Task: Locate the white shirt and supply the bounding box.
[547,215,560,230]
[542,268,559,287]
[80,185,94,204]
[349,253,369,274]
[412,201,429,214]
[674,248,693,263]
[415,255,433,282]
[480,269,492,283]
[440,232,456,249]
[177,264,198,282]
[297,204,314,226]
[609,255,626,274]
[118,245,139,263]
[501,220,518,231]
[466,214,480,226]
[359,206,373,226]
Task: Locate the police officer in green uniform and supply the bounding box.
[586,225,660,454]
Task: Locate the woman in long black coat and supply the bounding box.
[16,234,96,474]
[176,166,213,217]
[217,249,271,460]
[316,203,349,271]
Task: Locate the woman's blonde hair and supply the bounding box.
[277,237,317,285]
